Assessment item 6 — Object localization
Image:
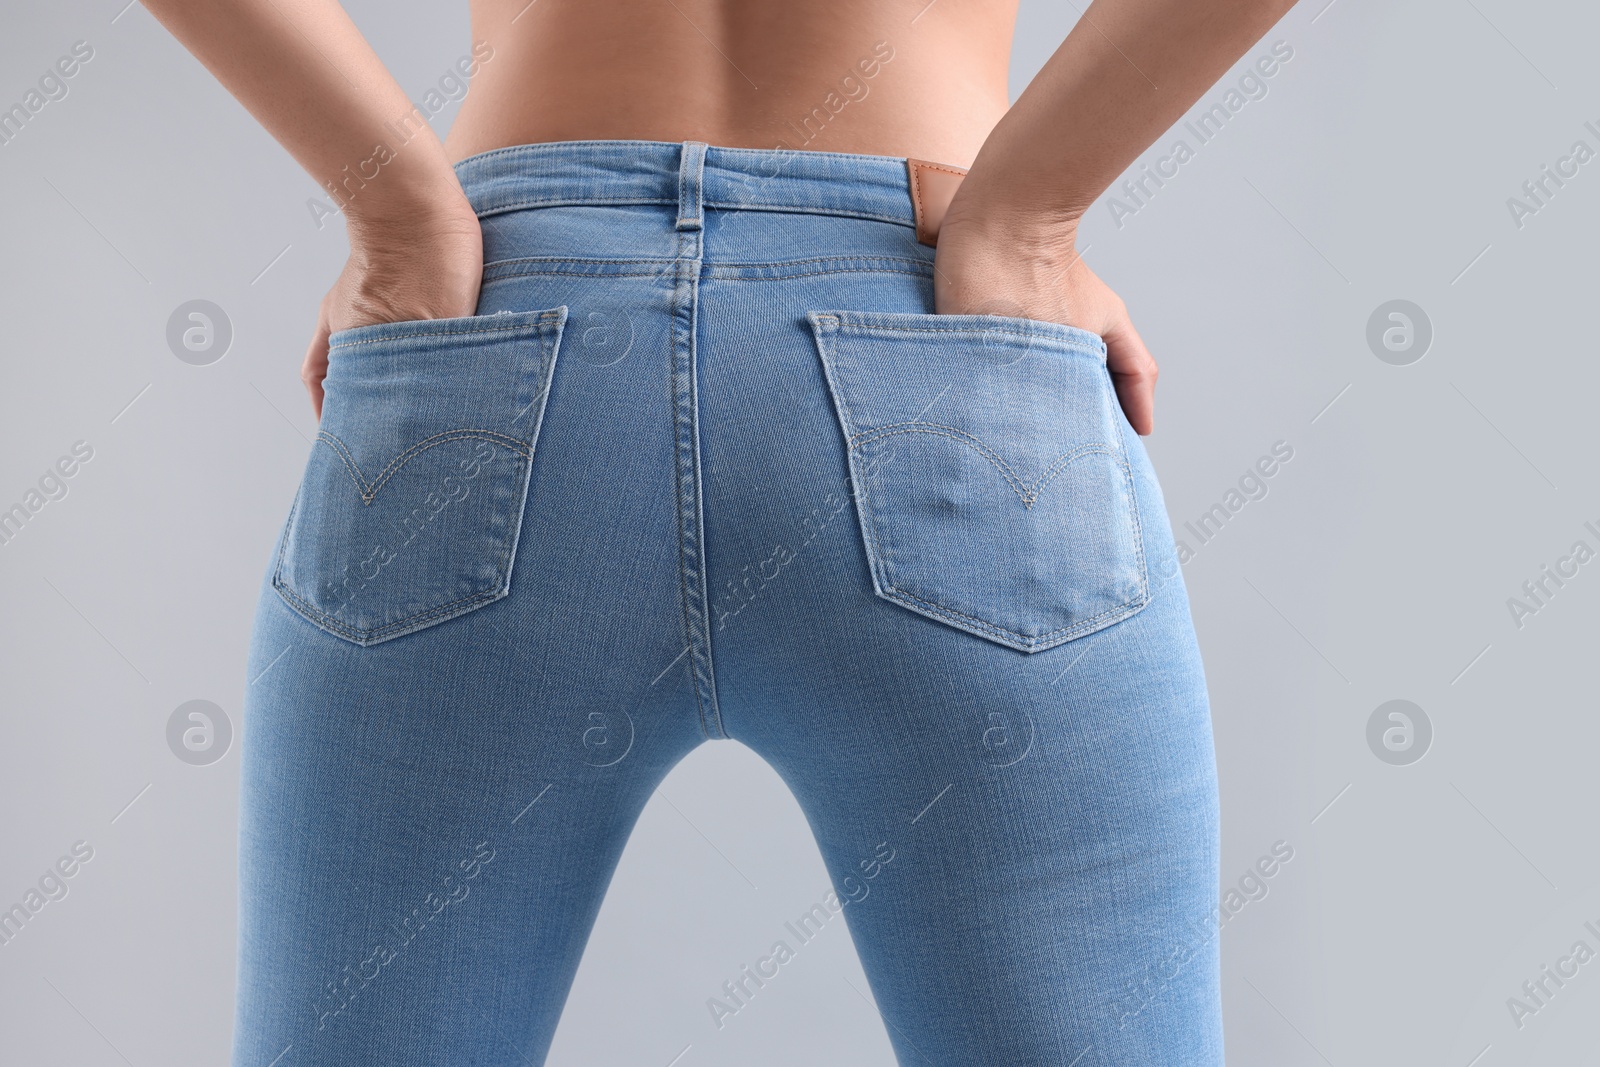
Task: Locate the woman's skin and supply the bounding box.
[143,0,1298,429]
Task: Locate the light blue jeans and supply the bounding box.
[235,140,1222,1066]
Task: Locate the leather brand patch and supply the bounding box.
[906,158,969,247]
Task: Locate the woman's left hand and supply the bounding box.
[932,205,1160,436]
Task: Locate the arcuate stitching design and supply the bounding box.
[848,421,1117,509]
[316,429,532,505]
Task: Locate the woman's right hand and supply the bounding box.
[932,201,1160,437]
[137,0,494,421]
[302,199,485,421]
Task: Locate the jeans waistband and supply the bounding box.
[452,139,921,233]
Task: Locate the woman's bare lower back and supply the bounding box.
[445,0,1020,167]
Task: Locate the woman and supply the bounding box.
[147,0,1296,1063]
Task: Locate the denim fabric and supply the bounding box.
[808,311,1149,651]
[235,140,1222,1066]
[273,309,565,644]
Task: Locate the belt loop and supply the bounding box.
[677,141,708,231]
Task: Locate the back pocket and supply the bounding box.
[272,307,567,646]
[807,310,1148,653]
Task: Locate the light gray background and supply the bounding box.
[3,0,1596,1064]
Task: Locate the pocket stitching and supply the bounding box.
[879,579,1148,648]
[813,312,1106,360]
[273,578,507,644]
[812,313,1150,652]
[849,423,1120,510]
[272,312,565,645]
[856,446,1150,648]
[327,309,564,351]
[317,428,534,504]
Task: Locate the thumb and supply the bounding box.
[302,312,331,423]
[1101,314,1158,436]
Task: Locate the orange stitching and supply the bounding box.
[907,160,969,243]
